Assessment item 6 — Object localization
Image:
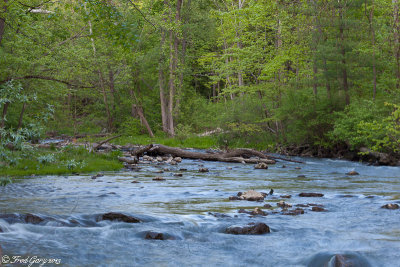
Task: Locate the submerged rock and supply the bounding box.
[282,208,304,216]
[226,222,270,235]
[299,193,324,197]
[250,208,268,216]
[229,196,240,200]
[277,201,292,209]
[346,171,359,175]
[254,162,268,169]
[311,206,326,212]
[153,177,166,181]
[25,214,44,224]
[173,173,183,177]
[199,168,209,172]
[208,212,230,218]
[280,194,292,199]
[145,232,165,240]
[97,212,141,223]
[381,203,399,210]
[240,190,265,201]
[263,204,273,209]
[307,252,372,267]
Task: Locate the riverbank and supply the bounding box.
[0,146,122,178]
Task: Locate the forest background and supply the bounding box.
[1,0,400,167]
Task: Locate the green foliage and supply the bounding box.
[329,100,387,149]
[357,103,400,153]
[118,118,145,136]
[0,177,12,187]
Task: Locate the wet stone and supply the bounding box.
[229,196,240,200]
[131,181,139,183]
[280,195,292,199]
[199,168,209,173]
[346,171,359,175]
[97,212,141,223]
[237,192,243,197]
[263,204,273,209]
[297,175,306,178]
[145,232,165,240]
[25,214,44,224]
[240,190,265,201]
[208,212,230,218]
[254,162,268,169]
[173,157,182,163]
[381,203,399,210]
[299,193,324,197]
[282,208,304,216]
[173,173,183,177]
[277,201,292,209]
[153,177,166,181]
[179,168,187,171]
[311,206,326,212]
[250,208,267,216]
[226,222,270,235]
[295,204,309,208]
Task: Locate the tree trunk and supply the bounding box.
[17,102,26,130]
[159,30,169,133]
[0,0,6,46]
[393,0,400,88]
[1,102,9,128]
[135,105,155,138]
[339,7,350,105]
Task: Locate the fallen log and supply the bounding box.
[131,144,153,157]
[94,134,122,150]
[149,144,275,164]
[264,154,304,164]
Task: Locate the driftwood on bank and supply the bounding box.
[148,144,276,164]
[131,144,153,157]
[263,154,304,164]
[93,134,122,150]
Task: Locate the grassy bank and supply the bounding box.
[0,146,123,178]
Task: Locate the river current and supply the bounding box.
[0,156,399,266]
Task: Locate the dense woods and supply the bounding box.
[1,0,400,156]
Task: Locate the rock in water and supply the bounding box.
[199,168,209,172]
[226,222,270,235]
[277,201,292,209]
[299,193,324,197]
[311,206,326,212]
[25,214,44,224]
[254,162,268,169]
[346,171,359,175]
[97,212,141,223]
[153,177,166,181]
[145,232,165,240]
[240,190,265,201]
[250,208,267,216]
[381,203,399,210]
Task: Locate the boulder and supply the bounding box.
[299,193,324,197]
[254,162,268,169]
[97,212,141,223]
[226,222,270,235]
[25,214,44,224]
[381,203,399,210]
[240,190,265,201]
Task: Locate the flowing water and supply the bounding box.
[0,156,399,266]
